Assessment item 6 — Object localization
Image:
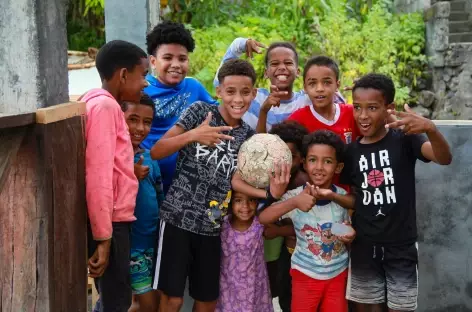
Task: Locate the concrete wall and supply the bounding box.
[416,122,472,311]
[394,0,431,12]
[105,0,160,52]
[0,0,68,115]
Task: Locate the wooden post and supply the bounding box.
[0,102,87,312]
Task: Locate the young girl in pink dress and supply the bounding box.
[216,191,273,312]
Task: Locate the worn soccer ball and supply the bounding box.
[237,133,292,188]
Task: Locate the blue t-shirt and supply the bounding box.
[130,149,165,250]
[142,74,218,193]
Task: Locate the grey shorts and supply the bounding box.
[346,239,418,311]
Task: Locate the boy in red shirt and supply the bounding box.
[288,56,358,144]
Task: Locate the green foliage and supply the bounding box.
[184,0,426,106]
[84,0,104,16]
[67,20,105,52]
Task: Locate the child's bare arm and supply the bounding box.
[232,171,266,198]
[263,223,296,239]
[151,112,233,160]
[421,128,452,165]
[231,162,291,200]
[259,186,316,224]
[313,187,355,210]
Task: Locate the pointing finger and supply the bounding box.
[203,112,212,125]
[255,41,267,49]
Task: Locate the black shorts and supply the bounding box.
[153,221,221,302]
[347,239,418,311]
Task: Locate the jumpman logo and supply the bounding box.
[376,208,386,217]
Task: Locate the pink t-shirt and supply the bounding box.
[216,216,273,312]
[82,89,138,240]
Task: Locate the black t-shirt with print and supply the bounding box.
[341,129,430,245]
[160,101,255,236]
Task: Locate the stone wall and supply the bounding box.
[394,0,431,12]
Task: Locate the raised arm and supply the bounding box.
[386,104,452,165]
[213,38,266,87]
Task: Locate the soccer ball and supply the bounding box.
[237,134,292,188]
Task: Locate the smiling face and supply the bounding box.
[231,191,257,222]
[353,87,394,142]
[304,65,340,111]
[216,75,256,125]
[265,47,300,91]
[123,103,154,149]
[150,43,189,86]
[303,144,343,188]
[120,58,149,103]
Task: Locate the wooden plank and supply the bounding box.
[0,112,36,129]
[0,126,48,311]
[0,129,25,192]
[37,115,87,311]
[36,102,85,124]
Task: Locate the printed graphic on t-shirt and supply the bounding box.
[301,222,344,263]
[153,92,191,119]
[358,149,396,217]
[160,102,254,236]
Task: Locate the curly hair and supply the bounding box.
[302,130,345,162]
[303,55,340,81]
[121,93,156,116]
[95,40,147,81]
[352,73,395,104]
[146,21,195,56]
[264,42,299,67]
[269,120,308,153]
[217,59,257,85]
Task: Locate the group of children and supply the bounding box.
[83,20,453,312]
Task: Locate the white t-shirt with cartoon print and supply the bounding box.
[281,185,350,280]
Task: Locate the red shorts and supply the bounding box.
[291,268,348,312]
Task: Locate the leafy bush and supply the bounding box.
[187,0,427,105]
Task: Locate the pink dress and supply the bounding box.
[216,216,273,312]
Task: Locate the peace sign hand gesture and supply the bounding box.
[386,104,436,135]
[192,112,234,147]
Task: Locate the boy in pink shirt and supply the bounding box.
[82,40,149,312]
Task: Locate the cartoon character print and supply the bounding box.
[206,190,232,228]
[301,223,344,262]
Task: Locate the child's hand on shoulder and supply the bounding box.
[295,183,317,212]
[245,39,266,59]
[386,104,436,135]
[134,156,149,180]
[191,112,234,147]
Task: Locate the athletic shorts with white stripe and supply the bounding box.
[347,239,419,311]
[153,220,221,302]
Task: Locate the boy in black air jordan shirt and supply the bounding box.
[341,73,452,312]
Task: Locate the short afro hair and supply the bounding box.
[264,42,299,67]
[303,56,340,81]
[302,130,345,162]
[95,40,147,81]
[146,21,195,56]
[217,59,257,85]
[269,120,308,153]
[352,73,395,105]
[121,93,155,116]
